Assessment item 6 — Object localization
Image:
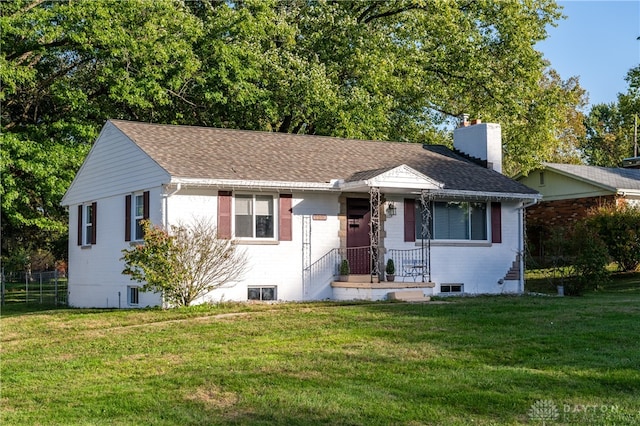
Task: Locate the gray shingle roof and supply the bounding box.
[544,162,640,191]
[110,120,538,195]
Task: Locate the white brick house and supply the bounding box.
[61,120,540,308]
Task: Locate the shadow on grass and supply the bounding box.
[525,271,640,295]
[0,303,72,318]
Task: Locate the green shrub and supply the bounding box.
[339,259,350,275]
[569,222,610,295]
[534,223,610,296]
[585,203,640,272]
[385,259,395,275]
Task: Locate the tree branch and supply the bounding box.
[7,39,72,62]
[359,4,426,24]
[167,89,199,107]
[15,0,46,15]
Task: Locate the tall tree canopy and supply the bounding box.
[581,65,640,166]
[2,0,582,265]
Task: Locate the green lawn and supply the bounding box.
[2,281,640,425]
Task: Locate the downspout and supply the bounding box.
[162,183,181,228]
[516,198,539,293]
[161,183,181,309]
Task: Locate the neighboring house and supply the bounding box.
[516,162,640,257]
[61,120,540,308]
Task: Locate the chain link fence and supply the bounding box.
[1,270,68,306]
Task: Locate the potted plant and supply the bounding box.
[385,258,396,282]
[339,258,350,281]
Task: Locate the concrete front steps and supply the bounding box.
[331,275,434,301]
[388,290,431,302]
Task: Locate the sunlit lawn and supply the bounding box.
[2,278,639,425]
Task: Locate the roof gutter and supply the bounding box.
[430,189,542,202]
[170,177,342,192]
[617,189,640,198]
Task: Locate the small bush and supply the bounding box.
[569,222,610,294]
[585,203,640,272]
[385,259,395,275]
[532,223,610,296]
[339,259,350,275]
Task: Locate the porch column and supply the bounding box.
[369,186,381,281]
[420,190,433,282]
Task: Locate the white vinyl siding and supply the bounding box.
[62,122,170,206]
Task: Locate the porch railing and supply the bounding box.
[304,246,372,298]
[387,248,430,282]
[304,246,431,298]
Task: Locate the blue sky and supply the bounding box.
[536,0,640,111]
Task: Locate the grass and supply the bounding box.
[2,281,640,425]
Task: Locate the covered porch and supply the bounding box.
[302,165,442,301]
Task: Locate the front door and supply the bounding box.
[346,198,371,274]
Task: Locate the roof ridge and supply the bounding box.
[109,119,422,147]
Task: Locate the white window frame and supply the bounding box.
[133,193,145,241]
[83,203,94,246]
[440,283,464,294]
[128,286,139,306]
[234,194,277,240]
[248,286,277,301]
[416,201,489,242]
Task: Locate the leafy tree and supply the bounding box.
[1,132,89,261]
[182,0,576,167]
[121,219,248,307]
[581,103,628,167]
[501,68,587,173]
[3,0,586,264]
[1,0,202,262]
[581,65,640,166]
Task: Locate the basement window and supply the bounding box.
[128,286,139,305]
[440,284,464,294]
[248,286,276,301]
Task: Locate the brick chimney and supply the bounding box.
[453,121,502,174]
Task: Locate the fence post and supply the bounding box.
[40,273,43,304]
[1,269,4,306]
[54,270,58,306]
[25,273,29,303]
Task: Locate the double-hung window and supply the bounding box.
[78,202,97,246]
[125,191,149,242]
[134,194,145,241]
[415,201,487,241]
[84,204,94,245]
[235,194,274,239]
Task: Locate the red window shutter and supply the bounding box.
[142,191,150,239]
[491,202,502,243]
[77,205,83,246]
[404,198,416,242]
[217,191,232,239]
[125,195,132,242]
[91,202,97,245]
[143,191,150,219]
[279,194,293,241]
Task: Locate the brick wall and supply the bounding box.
[526,195,617,229]
[525,195,617,258]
